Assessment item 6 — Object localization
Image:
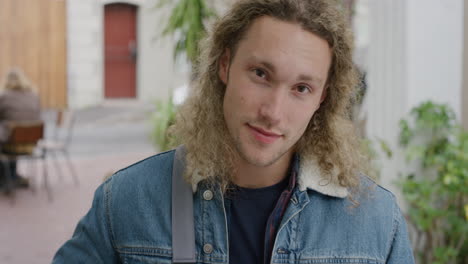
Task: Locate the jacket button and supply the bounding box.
[203,190,213,200]
[203,243,213,254]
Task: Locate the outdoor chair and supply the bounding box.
[37,110,79,186]
[1,121,49,200]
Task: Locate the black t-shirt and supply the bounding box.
[226,177,289,264]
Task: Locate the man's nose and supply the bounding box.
[258,88,286,126]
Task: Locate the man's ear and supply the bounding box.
[218,49,231,85]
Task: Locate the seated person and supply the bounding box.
[0,68,41,188]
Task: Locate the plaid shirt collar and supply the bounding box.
[263,153,299,264]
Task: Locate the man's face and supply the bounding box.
[219,16,332,168]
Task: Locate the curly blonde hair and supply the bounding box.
[171,0,363,191]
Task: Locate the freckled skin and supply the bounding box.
[219,16,332,187]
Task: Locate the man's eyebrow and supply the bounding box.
[246,55,276,72]
[297,74,324,87]
[250,56,324,86]
[258,60,277,74]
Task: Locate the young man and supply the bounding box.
[53,0,414,263]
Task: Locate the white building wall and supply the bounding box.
[67,0,189,109]
[67,0,103,108]
[137,1,189,102]
[406,0,463,118]
[363,0,464,199]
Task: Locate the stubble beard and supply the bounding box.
[232,130,293,168]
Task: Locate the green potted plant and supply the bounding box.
[397,101,467,264]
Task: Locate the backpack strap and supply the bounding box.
[172,145,196,263]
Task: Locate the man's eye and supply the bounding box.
[296,85,311,94]
[254,68,266,78]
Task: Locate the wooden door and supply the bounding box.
[0,0,67,108]
[104,3,137,98]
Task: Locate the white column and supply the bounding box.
[365,0,407,199]
[464,0,468,130]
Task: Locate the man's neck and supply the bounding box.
[233,151,293,189]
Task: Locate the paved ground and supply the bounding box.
[0,100,160,264]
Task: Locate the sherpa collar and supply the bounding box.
[297,155,348,198]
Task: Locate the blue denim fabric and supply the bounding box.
[52,149,415,264]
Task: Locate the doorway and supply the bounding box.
[104,3,137,98]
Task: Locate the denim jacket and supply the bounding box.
[53,149,415,264]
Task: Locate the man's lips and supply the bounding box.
[247,124,282,144]
[249,125,281,136]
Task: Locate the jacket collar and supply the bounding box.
[189,150,348,198]
[297,155,348,198]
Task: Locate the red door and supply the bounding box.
[104,3,137,98]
